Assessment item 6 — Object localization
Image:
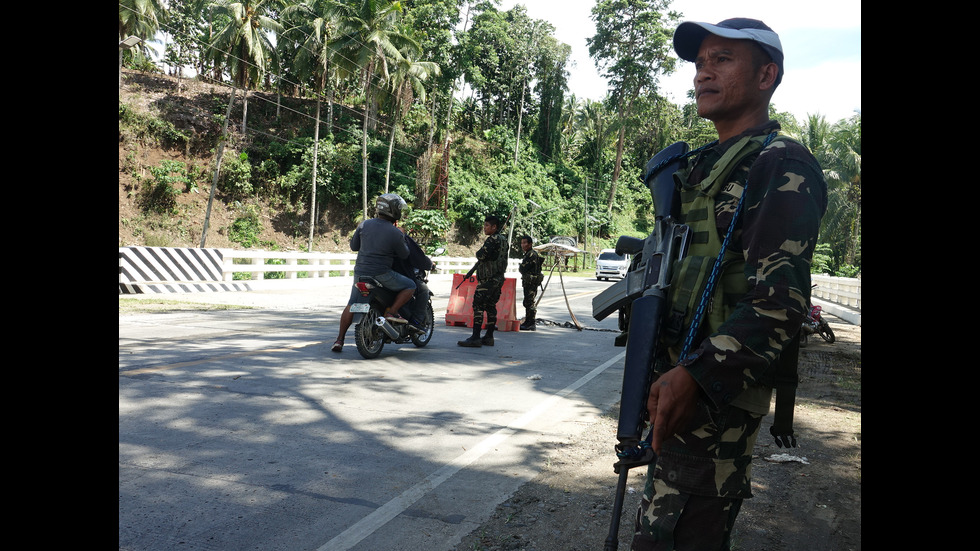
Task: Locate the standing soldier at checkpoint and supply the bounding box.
[458,215,508,347]
[627,18,828,550]
[518,235,543,331]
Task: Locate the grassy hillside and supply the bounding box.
[118,69,481,255]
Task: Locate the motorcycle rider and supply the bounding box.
[332,193,416,352]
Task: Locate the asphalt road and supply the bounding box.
[119,273,628,551]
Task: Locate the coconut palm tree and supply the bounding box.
[799,113,861,273]
[576,99,615,188]
[822,115,862,270]
[119,0,164,86]
[119,0,164,43]
[282,0,343,250]
[207,0,285,135]
[327,0,418,219]
[381,44,440,192]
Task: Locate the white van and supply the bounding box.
[595,249,630,280]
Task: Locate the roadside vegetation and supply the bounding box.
[119,0,860,277]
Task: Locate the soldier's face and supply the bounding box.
[521,239,531,251]
[693,35,770,122]
[484,222,497,235]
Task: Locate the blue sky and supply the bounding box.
[500,0,861,124]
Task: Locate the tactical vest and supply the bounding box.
[659,132,801,443]
[477,233,508,283]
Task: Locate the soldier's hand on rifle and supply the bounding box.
[647,366,700,455]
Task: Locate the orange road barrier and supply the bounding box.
[446,273,520,331]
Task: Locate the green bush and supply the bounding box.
[118,102,189,148]
[137,160,191,215]
[263,257,285,279]
[219,152,253,198]
[229,203,262,247]
[811,243,833,275]
[403,209,452,253]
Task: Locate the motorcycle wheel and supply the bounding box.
[411,300,435,347]
[355,305,386,359]
[818,321,836,343]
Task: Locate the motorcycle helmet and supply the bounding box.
[375,193,408,221]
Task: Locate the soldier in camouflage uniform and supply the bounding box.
[518,235,543,331]
[458,215,508,347]
[630,18,828,550]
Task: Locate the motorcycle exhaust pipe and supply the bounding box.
[375,316,400,339]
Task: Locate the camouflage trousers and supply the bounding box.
[522,278,541,319]
[472,278,503,328]
[631,399,764,551]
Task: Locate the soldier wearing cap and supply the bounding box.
[458,215,508,347]
[628,18,827,550]
[518,235,543,331]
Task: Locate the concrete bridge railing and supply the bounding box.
[119,246,860,326]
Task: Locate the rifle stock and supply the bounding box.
[595,141,690,551]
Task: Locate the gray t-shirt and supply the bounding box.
[350,217,410,276]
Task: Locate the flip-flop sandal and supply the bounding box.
[331,340,343,352]
[385,312,408,324]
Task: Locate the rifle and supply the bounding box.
[590,141,691,551]
[456,261,479,289]
[455,207,516,290]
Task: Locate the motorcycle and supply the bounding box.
[348,263,438,359]
[800,285,835,347]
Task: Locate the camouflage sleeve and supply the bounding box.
[680,139,828,409]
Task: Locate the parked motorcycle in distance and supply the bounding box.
[348,248,443,359]
[800,284,835,347]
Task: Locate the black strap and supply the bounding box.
[770,332,800,448]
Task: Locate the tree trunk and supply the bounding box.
[200,85,237,247]
[427,94,437,151]
[514,79,526,167]
[385,104,400,193]
[327,85,335,138]
[241,89,249,136]
[607,124,626,215]
[309,96,321,251]
[361,62,375,221]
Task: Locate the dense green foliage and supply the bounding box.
[119,0,861,276]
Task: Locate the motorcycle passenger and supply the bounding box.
[392,231,436,332]
[331,193,416,352]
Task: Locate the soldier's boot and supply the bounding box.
[481,324,496,346]
[458,323,482,347]
[520,310,536,331]
[458,336,482,347]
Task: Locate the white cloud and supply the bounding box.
[773,58,862,123]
